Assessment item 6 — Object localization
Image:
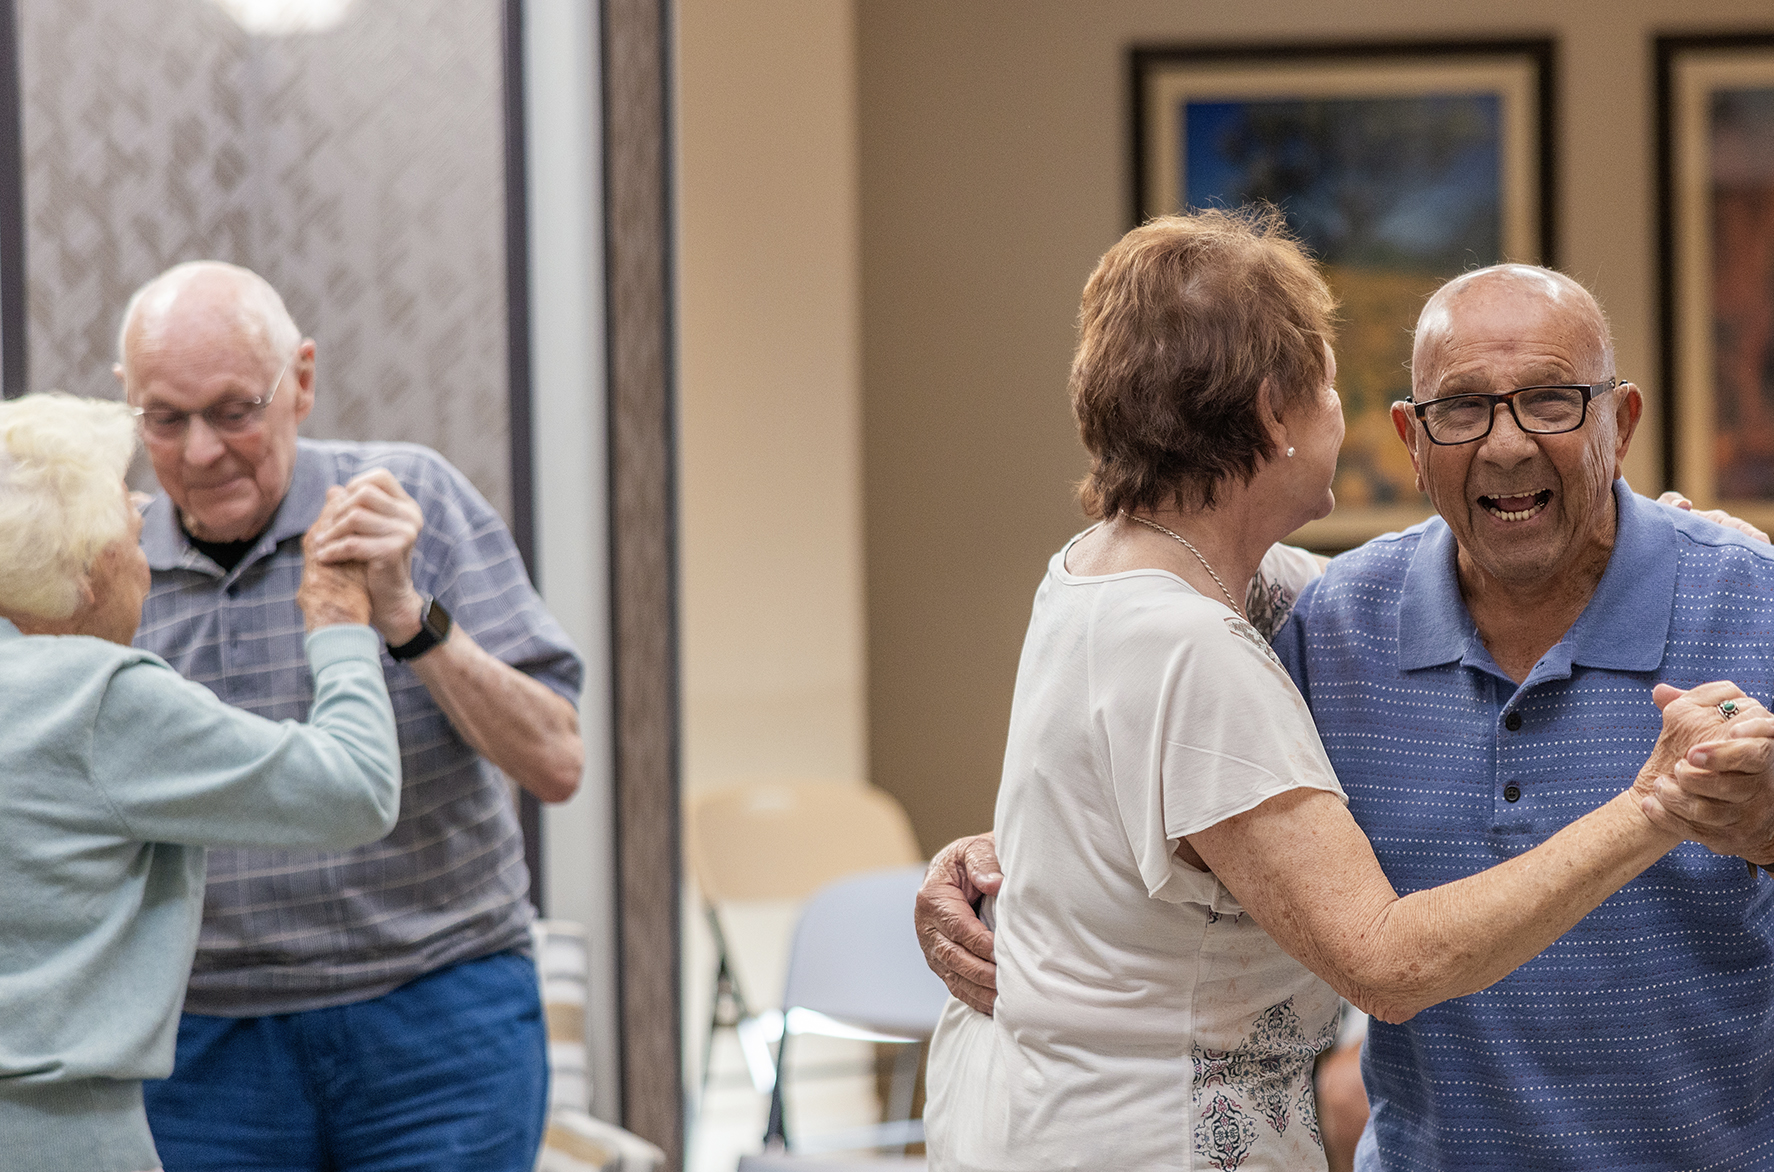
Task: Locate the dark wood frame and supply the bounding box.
[1654,31,1774,503]
[499,0,548,912]
[602,0,684,1164]
[0,0,26,399]
[514,0,685,1157]
[1129,39,1558,550]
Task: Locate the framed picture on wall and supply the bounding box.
[1132,40,1556,550]
[1658,33,1774,531]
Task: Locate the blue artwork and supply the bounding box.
[1182,95,1503,272]
[1170,93,1508,510]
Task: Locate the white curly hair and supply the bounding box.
[0,392,139,618]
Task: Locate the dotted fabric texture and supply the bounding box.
[1276,482,1774,1170]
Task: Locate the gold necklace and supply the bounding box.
[1124,513,1245,619]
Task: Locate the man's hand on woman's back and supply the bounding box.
[917,832,1003,1014]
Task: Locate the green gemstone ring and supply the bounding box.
[1720,699,1740,718]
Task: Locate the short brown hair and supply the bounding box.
[1071,206,1337,518]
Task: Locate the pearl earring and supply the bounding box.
[1286,446,1295,458]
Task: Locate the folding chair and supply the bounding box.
[684,781,922,1093]
[761,865,950,1157]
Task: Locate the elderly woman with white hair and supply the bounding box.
[0,393,402,1172]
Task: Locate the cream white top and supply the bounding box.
[926,538,1343,1172]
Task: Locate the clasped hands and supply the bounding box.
[1638,682,1774,859]
[296,470,426,637]
[915,680,1774,1017]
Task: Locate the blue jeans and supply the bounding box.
[143,951,548,1172]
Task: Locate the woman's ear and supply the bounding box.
[1258,377,1290,454]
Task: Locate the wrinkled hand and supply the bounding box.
[1638,682,1774,865]
[297,486,372,630]
[1657,491,1771,543]
[916,832,1003,1014]
[306,469,426,645]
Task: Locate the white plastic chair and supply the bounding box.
[684,782,923,1092]
[761,865,950,1157]
[737,1157,925,1171]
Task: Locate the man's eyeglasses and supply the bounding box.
[1405,379,1621,446]
[130,352,294,443]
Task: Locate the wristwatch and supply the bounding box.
[387,594,452,661]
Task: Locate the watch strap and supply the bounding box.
[387,594,452,661]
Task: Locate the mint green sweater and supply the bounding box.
[0,620,400,1171]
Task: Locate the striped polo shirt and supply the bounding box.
[1276,480,1774,1170]
[136,439,583,1016]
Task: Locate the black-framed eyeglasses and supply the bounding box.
[130,352,294,443]
[1405,379,1621,446]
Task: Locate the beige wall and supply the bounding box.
[676,0,867,796]
[857,0,1774,852]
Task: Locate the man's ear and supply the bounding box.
[112,362,127,394]
[1392,401,1426,493]
[290,338,318,425]
[1611,382,1644,477]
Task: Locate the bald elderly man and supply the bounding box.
[919,264,1774,1169]
[116,262,583,1171]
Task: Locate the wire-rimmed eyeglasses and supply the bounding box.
[129,351,294,443]
[1404,379,1621,446]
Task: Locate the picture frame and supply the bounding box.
[1132,40,1556,550]
[1657,33,1774,531]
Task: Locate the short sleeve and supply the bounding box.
[398,451,585,705]
[1091,590,1343,906]
[1159,614,1344,840]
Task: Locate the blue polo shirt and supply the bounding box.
[1276,480,1774,1170]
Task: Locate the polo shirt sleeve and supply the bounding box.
[84,627,401,849]
[399,452,585,705]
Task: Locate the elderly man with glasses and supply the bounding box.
[113,260,584,1172]
[918,263,1774,1169]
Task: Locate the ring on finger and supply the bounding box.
[1720,699,1741,719]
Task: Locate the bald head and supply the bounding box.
[1391,261,1642,599]
[1412,264,1613,395]
[118,261,300,379]
[115,262,316,543]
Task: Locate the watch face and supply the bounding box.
[390,595,450,661]
[423,596,451,639]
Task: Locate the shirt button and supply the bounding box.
[1504,783,1522,803]
[1505,711,1522,731]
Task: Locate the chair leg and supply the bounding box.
[700,908,752,1097]
[762,1029,790,1151]
[884,1043,920,1156]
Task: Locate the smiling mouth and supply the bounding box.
[1478,489,1552,522]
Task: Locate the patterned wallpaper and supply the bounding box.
[18,0,513,518]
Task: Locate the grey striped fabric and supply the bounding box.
[136,439,583,1016]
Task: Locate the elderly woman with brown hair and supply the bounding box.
[921,208,1768,1172]
[0,392,402,1172]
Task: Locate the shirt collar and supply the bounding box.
[0,616,19,642]
[140,441,332,576]
[1396,478,1676,675]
